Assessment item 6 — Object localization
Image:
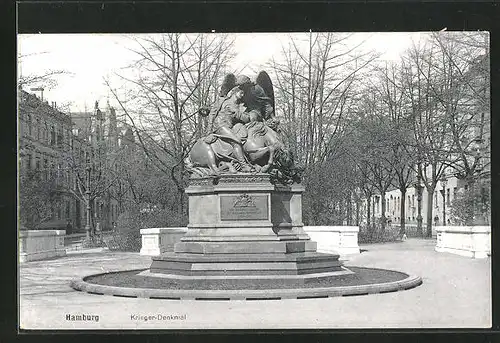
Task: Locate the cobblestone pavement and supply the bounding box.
[19,239,491,330]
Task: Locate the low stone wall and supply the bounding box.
[304,226,360,256]
[140,227,188,256]
[139,226,360,257]
[19,230,66,262]
[435,226,490,259]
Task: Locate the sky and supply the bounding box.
[17,32,425,112]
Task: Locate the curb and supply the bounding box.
[70,268,423,301]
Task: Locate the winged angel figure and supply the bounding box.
[187,71,302,184]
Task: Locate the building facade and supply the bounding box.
[19,90,131,233]
[69,101,125,233]
[19,90,74,230]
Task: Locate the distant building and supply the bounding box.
[363,173,467,228]
[18,90,74,230]
[359,54,490,231]
[19,89,134,233]
[69,100,131,232]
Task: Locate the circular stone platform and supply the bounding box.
[70,266,422,300]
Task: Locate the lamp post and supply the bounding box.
[85,156,92,241]
[415,159,424,237]
[473,136,487,225]
[439,175,448,226]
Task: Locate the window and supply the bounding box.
[50,125,56,145]
[19,113,24,136]
[453,187,457,201]
[27,114,32,136]
[66,129,71,147]
[26,153,32,170]
[43,158,48,180]
[434,191,438,204]
[36,119,40,140]
[66,200,71,219]
[447,188,451,206]
[57,126,64,147]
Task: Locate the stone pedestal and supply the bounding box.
[149,174,347,283]
[140,227,188,256]
[304,226,360,256]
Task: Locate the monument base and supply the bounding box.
[148,174,348,282]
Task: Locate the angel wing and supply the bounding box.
[255,71,275,118]
[219,73,237,97]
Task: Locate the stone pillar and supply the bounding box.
[304,226,360,256]
[140,227,187,256]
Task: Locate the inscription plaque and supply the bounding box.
[220,194,269,221]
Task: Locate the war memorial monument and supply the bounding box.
[71,71,422,299]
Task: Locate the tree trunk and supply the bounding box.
[346,192,352,225]
[355,199,360,226]
[372,198,376,228]
[337,201,344,225]
[426,186,435,238]
[400,188,406,235]
[366,196,372,239]
[366,196,371,227]
[416,164,423,237]
[464,177,474,225]
[380,191,387,231]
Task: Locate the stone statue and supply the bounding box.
[187,71,302,184]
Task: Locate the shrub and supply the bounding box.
[449,182,490,225]
[116,210,141,232]
[82,236,107,249]
[358,221,400,244]
[103,229,141,252]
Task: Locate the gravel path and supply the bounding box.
[19,239,491,329]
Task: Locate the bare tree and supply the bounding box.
[374,61,417,235]
[19,168,59,229]
[106,33,234,217]
[64,105,121,236]
[268,33,379,226]
[18,51,70,90]
[270,32,379,167]
[401,39,454,237]
[428,32,490,224]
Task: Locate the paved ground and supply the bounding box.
[19,239,491,330]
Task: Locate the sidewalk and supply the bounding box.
[19,239,491,330]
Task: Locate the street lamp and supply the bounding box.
[84,155,92,241]
[473,136,487,225]
[439,175,448,226]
